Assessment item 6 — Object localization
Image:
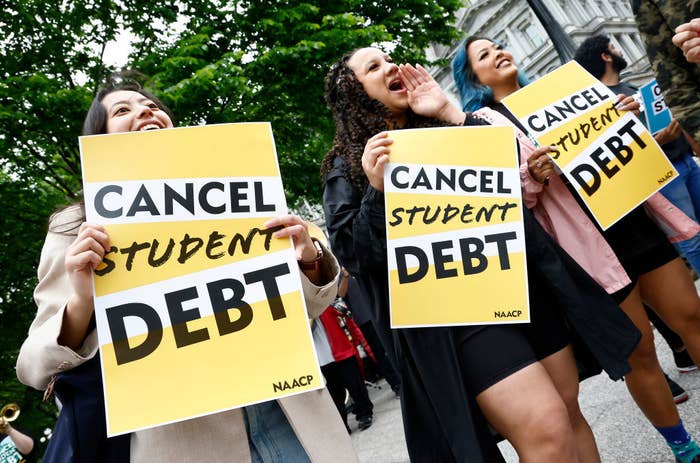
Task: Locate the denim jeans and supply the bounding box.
[660,154,700,274]
[243,400,311,463]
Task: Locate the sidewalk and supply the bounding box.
[349,313,700,462]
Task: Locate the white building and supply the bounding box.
[429,0,654,102]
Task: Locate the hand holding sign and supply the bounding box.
[526,146,558,185]
[362,132,392,191]
[654,120,682,145]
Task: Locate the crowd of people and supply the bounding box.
[11,3,700,463]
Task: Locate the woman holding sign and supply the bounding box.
[452,36,700,463]
[16,81,358,463]
[322,47,640,462]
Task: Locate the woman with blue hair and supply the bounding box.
[451,36,700,463]
[451,37,530,112]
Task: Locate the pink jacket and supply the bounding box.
[475,107,700,294]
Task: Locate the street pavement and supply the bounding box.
[348,284,700,462]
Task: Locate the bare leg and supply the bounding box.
[618,284,680,427]
[476,361,579,463]
[640,258,700,370]
[539,345,601,462]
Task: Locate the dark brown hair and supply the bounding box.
[320,49,454,192]
[50,77,174,233]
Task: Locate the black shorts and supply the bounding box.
[610,240,678,304]
[453,299,569,396]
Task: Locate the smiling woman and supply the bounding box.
[16,76,357,463]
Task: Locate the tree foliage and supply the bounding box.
[0,0,461,449]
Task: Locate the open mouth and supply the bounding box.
[389,79,405,91]
[139,123,162,131]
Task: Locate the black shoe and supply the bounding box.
[357,415,373,430]
[674,349,698,373]
[665,373,689,404]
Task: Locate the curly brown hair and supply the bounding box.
[320,49,455,191]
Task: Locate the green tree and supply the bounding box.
[0,0,462,449]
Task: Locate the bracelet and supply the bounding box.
[298,238,323,271]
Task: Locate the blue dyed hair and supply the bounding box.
[451,36,531,112]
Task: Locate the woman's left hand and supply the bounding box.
[399,64,465,125]
[263,215,318,262]
[527,146,558,185]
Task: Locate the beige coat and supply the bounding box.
[17,205,359,463]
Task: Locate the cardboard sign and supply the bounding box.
[640,79,673,134]
[80,123,322,436]
[384,126,529,328]
[502,61,677,230]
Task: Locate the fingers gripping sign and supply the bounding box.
[65,222,111,302]
[362,132,393,192]
[527,146,558,185]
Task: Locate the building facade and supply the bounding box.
[428,0,654,103]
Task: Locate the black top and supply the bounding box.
[322,117,639,462]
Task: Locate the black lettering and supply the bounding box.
[395,246,429,283]
[458,169,477,192]
[432,240,458,279]
[389,208,404,226]
[527,115,545,133]
[485,232,517,270]
[107,303,163,365]
[459,237,487,275]
[206,231,226,259]
[207,278,253,335]
[391,166,410,189]
[164,183,194,215]
[604,136,633,166]
[435,169,456,190]
[120,241,151,271]
[165,286,210,348]
[617,119,647,148]
[254,181,275,212]
[228,182,249,213]
[148,239,175,267]
[199,182,226,214]
[591,144,620,178]
[178,234,204,264]
[127,185,160,217]
[570,162,601,196]
[480,170,494,193]
[412,168,432,189]
[244,263,291,320]
[496,171,512,194]
[94,185,123,219]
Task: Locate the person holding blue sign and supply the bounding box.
[576,35,700,277]
[451,35,700,463]
[16,78,358,463]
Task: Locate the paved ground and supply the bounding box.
[348,284,700,462]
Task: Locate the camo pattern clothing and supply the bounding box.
[630,0,700,143]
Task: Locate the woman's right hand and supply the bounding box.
[65,223,110,310]
[362,132,393,191]
[527,146,558,185]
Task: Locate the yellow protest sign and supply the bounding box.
[80,123,322,436]
[502,61,676,229]
[384,126,529,328]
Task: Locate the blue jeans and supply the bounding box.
[660,154,700,274]
[242,401,311,463]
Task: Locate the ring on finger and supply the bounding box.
[535,160,543,168]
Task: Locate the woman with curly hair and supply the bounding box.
[321,47,640,462]
[451,36,700,463]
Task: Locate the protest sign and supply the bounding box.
[640,79,673,135]
[502,61,676,229]
[384,126,529,328]
[80,123,322,436]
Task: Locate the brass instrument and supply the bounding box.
[0,403,19,425]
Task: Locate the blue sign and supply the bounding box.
[639,79,672,134]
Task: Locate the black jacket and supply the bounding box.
[323,136,640,461]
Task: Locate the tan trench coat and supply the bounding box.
[17,205,359,462]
